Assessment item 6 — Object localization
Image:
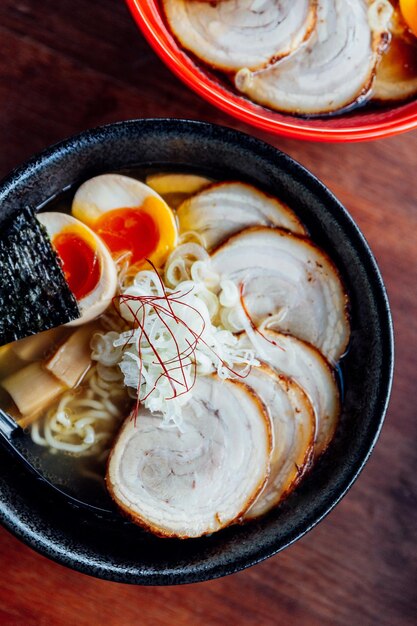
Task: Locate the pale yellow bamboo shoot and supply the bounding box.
[45,323,97,388]
[2,362,65,418]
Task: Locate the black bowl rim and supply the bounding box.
[0,119,394,584]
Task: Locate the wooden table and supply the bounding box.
[0,2,416,625]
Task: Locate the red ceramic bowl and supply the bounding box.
[126,0,417,142]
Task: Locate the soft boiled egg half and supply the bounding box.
[71,174,178,270]
[400,0,417,37]
[37,212,118,326]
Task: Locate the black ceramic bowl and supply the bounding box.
[0,119,393,584]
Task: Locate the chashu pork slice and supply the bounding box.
[242,365,315,520]
[241,330,340,459]
[163,0,317,72]
[107,375,272,538]
[235,0,393,115]
[211,227,349,363]
[177,181,306,250]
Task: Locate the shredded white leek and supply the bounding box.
[93,259,259,428]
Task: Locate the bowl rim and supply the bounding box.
[126,0,417,143]
[0,119,394,584]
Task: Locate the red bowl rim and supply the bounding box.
[126,0,417,142]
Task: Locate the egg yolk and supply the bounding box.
[400,0,417,37]
[93,207,160,267]
[86,196,178,269]
[53,231,100,300]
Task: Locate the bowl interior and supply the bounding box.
[0,120,393,584]
[126,0,417,142]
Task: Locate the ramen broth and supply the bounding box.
[0,168,350,534]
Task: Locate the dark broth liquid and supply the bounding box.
[376,32,417,86]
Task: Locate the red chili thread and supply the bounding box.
[111,262,253,422]
[239,283,284,351]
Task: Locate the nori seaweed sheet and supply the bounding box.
[0,206,80,346]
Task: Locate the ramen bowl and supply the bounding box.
[126,0,417,143]
[0,119,393,583]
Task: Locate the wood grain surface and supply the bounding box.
[0,1,416,625]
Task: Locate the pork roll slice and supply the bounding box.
[211,227,349,362]
[242,365,315,519]
[177,181,306,250]
[107,375,272,538]
[241,331,340,459]
[235,0,392,115]
[163,0,316,72]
